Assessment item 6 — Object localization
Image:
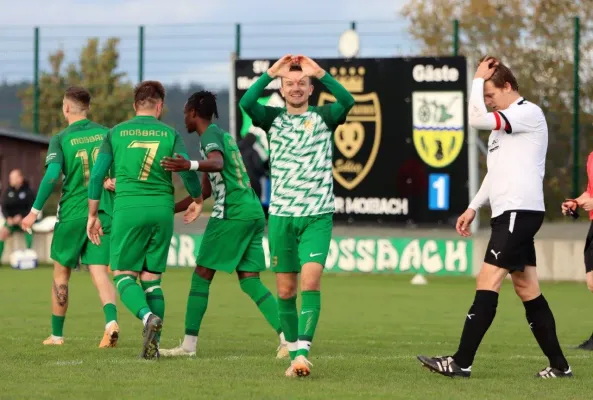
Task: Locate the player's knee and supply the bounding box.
[195,265,214,281]
[513,279,540,301]
[277,284,297,299]
[237,271,259,281]
[586,273,593,293]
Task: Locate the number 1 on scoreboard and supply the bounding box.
[428,173,450,211]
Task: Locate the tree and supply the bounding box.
[402,0,593,220]
[19,37,135,136]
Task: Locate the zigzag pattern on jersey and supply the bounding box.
[268,111,334,217]
[201,149,226,219]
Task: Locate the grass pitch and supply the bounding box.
[3,266,593,399]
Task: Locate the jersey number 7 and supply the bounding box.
[128,140,161,181]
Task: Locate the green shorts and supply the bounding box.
[51,212,111,268]
[196,217,266,274]
[110,206,173,273]
[268,213,333,273]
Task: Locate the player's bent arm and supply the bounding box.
[29,163,62,215]
[88,152,114,215]
[320,72,355,124]
[189,151,224,173]
[239,72,274,127]
[175,175,212,213]
[468,78,509,132]
[468,172,490,212]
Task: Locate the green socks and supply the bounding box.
[141,279,165,340]
[51,314,65,337]
[278,295,299,360]
[113,275,151,321]
[25,232,33,249]
[240,277,282,335]
[184,273,211,338]
[103,303,117,325]
[296,290,321,358]
[0,241,4,262]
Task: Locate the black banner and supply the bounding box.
[234,57,468,226]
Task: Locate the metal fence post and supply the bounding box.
[572,16,580,198]
[350,21,356,30]
[33,26,40,134]
[138,25,145,82]
[235,24,241,58]
[453,20,459,56]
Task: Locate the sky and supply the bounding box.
[0,0,415,88]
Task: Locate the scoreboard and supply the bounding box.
[233,56,469,226]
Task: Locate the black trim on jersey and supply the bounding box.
[498,111,512,134]
[518,98,527,105]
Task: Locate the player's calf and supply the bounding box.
[45,262,71,344]
[238,271,288,358]
[89,265,119,348]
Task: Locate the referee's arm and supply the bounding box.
[468,172,490,212]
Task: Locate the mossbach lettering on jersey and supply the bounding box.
[70,134,104,146]
[119,129,168,137]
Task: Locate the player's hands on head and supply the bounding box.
[561,199,578,215]
[86,215,104,245]
[160,154,191,172]
[293,55,325,79]
[6,217,13,226]
[20,212,37,233]
[184,197,203,224]
[456,208,476,237]
[268,54,294,79]
[475,56,499,80]
[13,215,22,224]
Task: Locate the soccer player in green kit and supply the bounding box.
[86,81,204,360]
[157,91,288,359]
[240,54,354,377]
[20,87,120,348]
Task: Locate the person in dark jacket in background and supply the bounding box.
[238,133,269,216]
[0,169,35,263]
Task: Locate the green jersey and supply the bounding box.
[240,72,355,217]
[46,119,114,221]
[200,124,263,220]
[99,115,190,211]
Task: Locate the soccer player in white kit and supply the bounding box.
[417,57,572,379]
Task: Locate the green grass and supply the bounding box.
[3,267,593,399]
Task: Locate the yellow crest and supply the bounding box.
[319,92,382,190]
[412,91,464,168]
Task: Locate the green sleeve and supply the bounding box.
[239,72,283,131]
[200,130,224,156]
[317,72,355,127]
[173,131,189,155]
[32,163,62,211]
[45,135,64,167]
[89,152,113,200]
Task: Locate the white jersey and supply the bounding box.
[468,78,547,218]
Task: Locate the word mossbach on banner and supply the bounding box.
[168,234,473,276]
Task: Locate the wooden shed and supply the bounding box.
[0,128,50,193]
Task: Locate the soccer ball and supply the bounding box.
[10,249,39,270]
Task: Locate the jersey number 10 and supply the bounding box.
[76,147,100,187]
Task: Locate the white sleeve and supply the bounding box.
[468,172,490,211]
[496,103,542,134]
[468,78,507,131]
